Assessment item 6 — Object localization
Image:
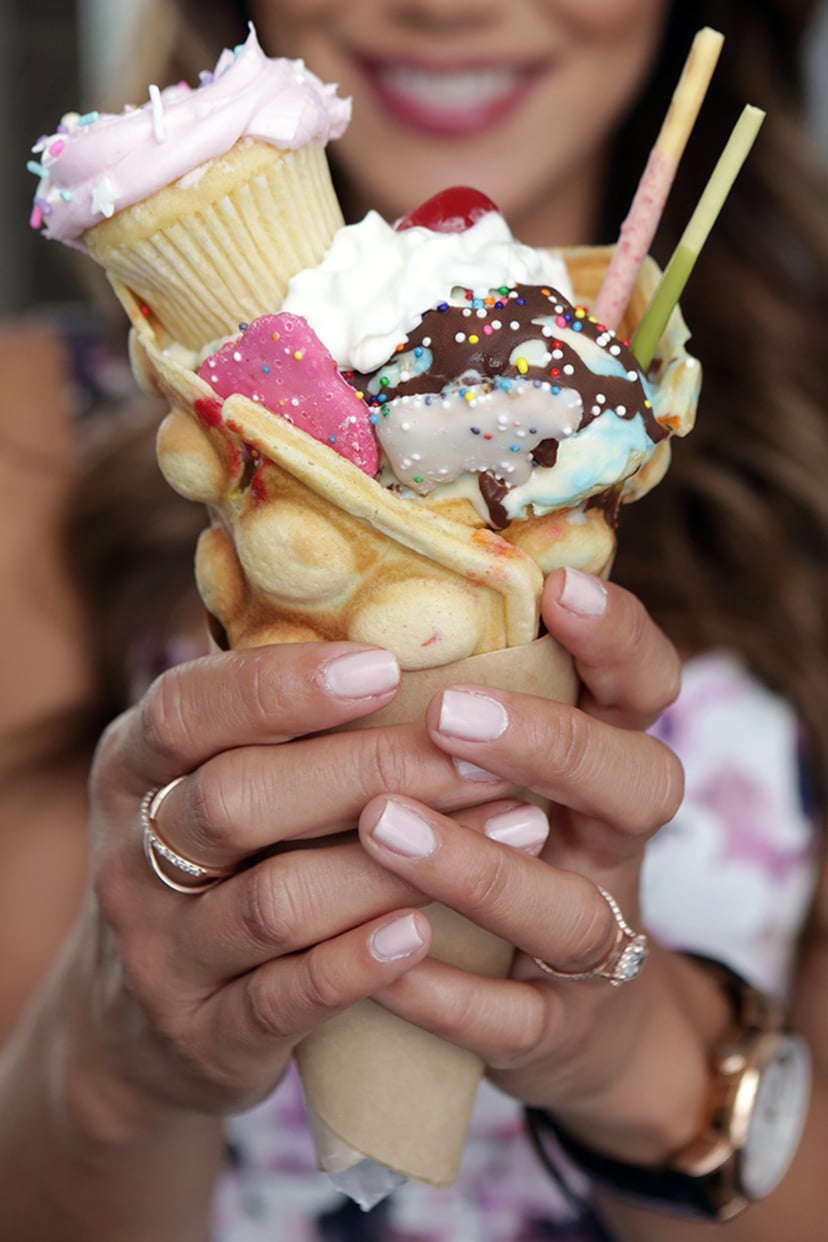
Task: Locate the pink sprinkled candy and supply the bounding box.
[199,313,379,475]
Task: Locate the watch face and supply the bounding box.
[739,1034,811,1200]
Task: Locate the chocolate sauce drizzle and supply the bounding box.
[348,283,666,528]
[478,472,511,531]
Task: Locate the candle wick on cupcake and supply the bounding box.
[148,85,167,144]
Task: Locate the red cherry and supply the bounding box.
[393,186,501,233]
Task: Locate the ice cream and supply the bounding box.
[274,202,688,527]
[329,279,666,531]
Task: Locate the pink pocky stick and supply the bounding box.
[593,26,724,330]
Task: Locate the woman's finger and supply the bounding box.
[359,796,624,974]
[424,685,684,838]
[175,838,428,983]
[138,800,546,989]
[542,568,682,730]
[206,908,432,1066]
[96,642,404,796]
[130,719,510,873]
[371,958,556,1071]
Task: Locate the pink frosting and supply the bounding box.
[199,313,379,476]
[30,25,350,248]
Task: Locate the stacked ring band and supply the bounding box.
[141,777,235,895]
[532,886,648,986]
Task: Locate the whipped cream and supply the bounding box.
[29,25,351,248]
[281,210,574,373]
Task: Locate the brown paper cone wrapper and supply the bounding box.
[295,634,577,1188]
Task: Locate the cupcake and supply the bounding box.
[29,26,350,348]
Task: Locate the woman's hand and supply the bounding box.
[67,640,515,1143]
[355,569,709,1162]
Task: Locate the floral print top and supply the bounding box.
[210,651,819,1242]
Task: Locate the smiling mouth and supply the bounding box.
[360,59,544,135]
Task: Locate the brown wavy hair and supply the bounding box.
[55,0,828,789]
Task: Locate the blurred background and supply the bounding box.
[2,0,827,320]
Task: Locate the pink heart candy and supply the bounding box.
[199,312,379,475]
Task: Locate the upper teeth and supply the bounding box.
[379,65,522,110]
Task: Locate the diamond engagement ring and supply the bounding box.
[141,776,235,895]
[532,885,648,986]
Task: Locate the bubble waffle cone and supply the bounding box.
[86,140,344,350]
[119,242,698,1195]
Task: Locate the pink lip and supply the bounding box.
[357,56,546,137]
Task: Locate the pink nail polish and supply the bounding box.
[370,913,425,962]
[371,801,435,858]
[559,568,607,617]
[485,805,549,853]
[438,690,509,741]
[322,650,400,698]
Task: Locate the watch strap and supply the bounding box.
[525,1106,739,1220]
[525,953,780,1221]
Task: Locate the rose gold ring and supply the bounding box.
[532,886,648,987]
[141,777,234,895]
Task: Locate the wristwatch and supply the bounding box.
[526,955,811,1221]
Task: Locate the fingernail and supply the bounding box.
[559,568,607,617]
[321,650,400,698]
[438,690,509,741]
[454,759,503,784]
[370,801,436,858]
[370,913,425,962]
[485,804,550,853]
